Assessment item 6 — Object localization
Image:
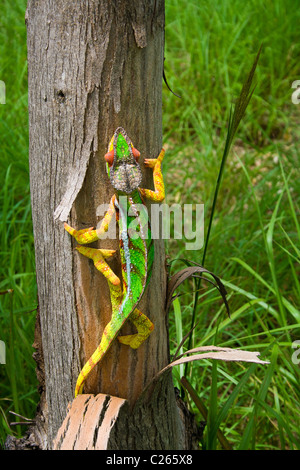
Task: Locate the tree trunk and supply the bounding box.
[24,0,194,450]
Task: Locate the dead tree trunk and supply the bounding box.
[25,0,194,450]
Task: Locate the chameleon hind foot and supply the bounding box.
[118,308,154,349]
[64,223,99,244]
[76,246,120,286]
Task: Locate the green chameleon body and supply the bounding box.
[64,127,165,396]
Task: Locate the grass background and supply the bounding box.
[0,0,299,449]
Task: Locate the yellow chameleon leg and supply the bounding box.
[64,195,116,244]
[117,308,154,349]
[139,148,165,202]
[64,223,99,244]
[76,246,120,286]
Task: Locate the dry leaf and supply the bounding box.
[166,264,230,317]
[155,345,269,381]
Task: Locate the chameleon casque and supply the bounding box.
[64,127,165,397]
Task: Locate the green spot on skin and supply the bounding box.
[116,134,130,161]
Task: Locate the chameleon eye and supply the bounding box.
[105,150,114,166]
[132,147,140,161]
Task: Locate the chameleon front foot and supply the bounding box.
[64,223,99,244]
[144,148,165,168]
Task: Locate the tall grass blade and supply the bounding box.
[238,343,278,449]
[186,46,262,373]
[181,376,233,450]
[173,298,184,379]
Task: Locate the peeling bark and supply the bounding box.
[53,374,200,450]
[53,394,128,450]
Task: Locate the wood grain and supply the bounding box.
[27,0,177,448]
[53,394,127,450]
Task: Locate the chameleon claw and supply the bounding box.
[64,223,97,244]
[99,249,117,259]
[144,149,165,168]
[64,222,75,235]
[144,158,157,168]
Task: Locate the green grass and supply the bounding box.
[0,0,38,445]
[0,0,299,449]
[164,0,300,450]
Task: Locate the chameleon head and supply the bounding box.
[105,127,142,193]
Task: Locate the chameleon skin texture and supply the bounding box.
[64,127,165,396]
[110,132,142,192]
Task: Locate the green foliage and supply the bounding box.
[165,0,300,450]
